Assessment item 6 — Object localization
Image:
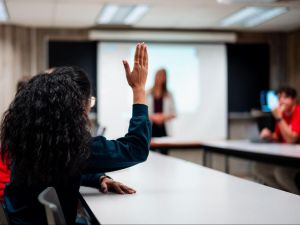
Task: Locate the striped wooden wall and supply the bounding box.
[0,25,88,118]
[0,25,36,118]
[287,30,300,100]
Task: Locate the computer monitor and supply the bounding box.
[260,90,278,112]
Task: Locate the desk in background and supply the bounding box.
[81,152,300,224]
[150,137,300,172]
[201,140,300,172]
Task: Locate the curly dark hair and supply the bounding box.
[0,66,92,186]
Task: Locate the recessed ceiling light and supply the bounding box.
[0,0,8,22]
[221,6,288,27]
[217,0,277,4]
[124,5,149,25]
[96,4,149,25]
[97,5,119,24]
[245,7,288,27]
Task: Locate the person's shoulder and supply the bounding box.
[294,105,300,115]
[295,105,300,110]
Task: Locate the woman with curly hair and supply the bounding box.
[0,75,136,202]
[0,43,150,224]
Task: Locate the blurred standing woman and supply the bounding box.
[147,69,176,154]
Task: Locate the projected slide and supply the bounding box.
[97,42,227,139]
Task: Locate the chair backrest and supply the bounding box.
[38,187,66,225]
[0,203,9,225]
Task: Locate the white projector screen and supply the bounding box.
[97,42,227,140]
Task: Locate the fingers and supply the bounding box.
[123,60,130,78]
[113,183,126,194]
[119,184,136,194]
[134,42,147,66]
[144,44,148,68]
[134,43,141,65]
[100,181,108,193]
[102,180,136,195]
[109,181,136,195]
[140,44,145,66]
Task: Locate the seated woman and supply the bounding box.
[0,77,136,202]
[0,43,150,224]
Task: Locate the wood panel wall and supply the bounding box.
[0,25,88,117]
[287,29,300,99]
[236,32,288,90]
[0,25,35,117]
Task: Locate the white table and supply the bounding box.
[151,137,300,171]
[201,140,300,170]
[81,152,300,224]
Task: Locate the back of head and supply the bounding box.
[16,76,31,92]
[0,66,91,186]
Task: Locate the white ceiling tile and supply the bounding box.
[254,8,300,31]
[6,0,55,26]
[54,2,103,27]
[4,0,300,31]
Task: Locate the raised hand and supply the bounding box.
[122,43,148,104]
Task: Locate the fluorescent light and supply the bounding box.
[221,7,288,27]
[222,7,264,26]
[110,5,134,24]
[124,5,149,25]
[0,0,8,22]
[97,5,119,24]
[245,7,288,27]
[96,4,148,25]
[217,0,277,4]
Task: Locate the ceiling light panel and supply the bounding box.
[96,4,149,25]
[0,0,8,22]
[221,6,288,27]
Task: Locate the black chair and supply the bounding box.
[0,203,9,225]
[38,187,66,225]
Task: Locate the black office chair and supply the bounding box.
[38,187,66,225]
[0,203,9,225]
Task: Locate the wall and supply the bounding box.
[287,29,300,101]
[236,32,288,90]
[0,25,88,118]
[0,25,36,118]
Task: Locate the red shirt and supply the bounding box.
[275,105,300,143]
[0,157,10,201]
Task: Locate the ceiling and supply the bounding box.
[4,0,300,32]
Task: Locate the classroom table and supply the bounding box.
[201,139,300,170]
[81,152,300,224]
[150,137,300,172]
[151,137,203,149]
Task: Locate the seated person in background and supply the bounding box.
[0,76,31,201]
[260,86,300,143]
[0,156,10,202]
[253,85,300,194]
[0,43,151,224]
